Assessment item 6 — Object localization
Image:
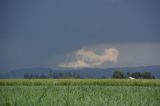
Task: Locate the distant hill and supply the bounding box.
[0,66,160,78]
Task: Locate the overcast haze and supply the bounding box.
[0,0,160,71]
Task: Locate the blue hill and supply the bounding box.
[0,66,160,78]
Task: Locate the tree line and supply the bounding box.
[24,70,156,79]
[112,70,155,79]
[24,72,80,79]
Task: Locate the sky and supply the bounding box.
[0,0,160,71]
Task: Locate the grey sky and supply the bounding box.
[0,0,160,71]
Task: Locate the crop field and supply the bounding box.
[0,79,160,106]
[1,79,160,86]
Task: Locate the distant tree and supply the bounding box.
[29,74,32,78]
[34,73,40,78]
[48,71,53,78]
[127,72,131,77]
[24,72,80,79]
[40,73,47,78]
[130,72,142,79]
[24,73,30,79]
[142,72,155,79]
[127,72,155,79]
[112,70,125,79]
[72,73,80,78]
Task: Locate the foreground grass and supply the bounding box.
[0,79,160,86]
[1,79,160,106]
[0,86,160,106]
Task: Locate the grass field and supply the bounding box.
[0,79,160,86]
[0,79,160,106]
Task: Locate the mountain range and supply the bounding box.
[0,65,160,78]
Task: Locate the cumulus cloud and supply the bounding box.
[59,48,119,69]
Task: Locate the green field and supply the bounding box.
[1,79,160,86]
[0,79,160,106]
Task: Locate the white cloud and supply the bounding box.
[59,48,119,69]
[55,43,160,69]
